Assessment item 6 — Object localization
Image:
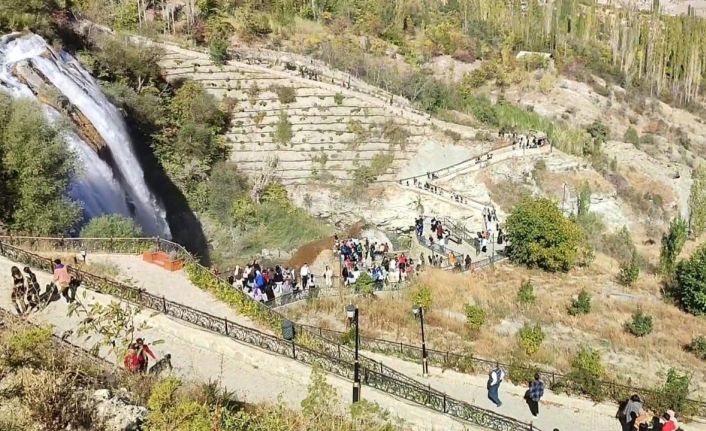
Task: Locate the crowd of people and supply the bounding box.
[620,395,682,431]
[227,261,332,302]
[335,236,419,289]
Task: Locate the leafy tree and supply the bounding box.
[0,96,81,235]
[354,272,376,296]
[660,216,688,278]
[688,165,706,236]
[411,284,433,310]
[209,37,230,65]
[80,214,143,238]
[568,289,592,315]
[206,162,248,224]
[617,251,640,287]
[564,347,606,400]
[687,336,706,360]
[90,36,163,91]
[675,244,706,315]
[463,304,486,331]
[506,197,584,272]
[517,323,545,356]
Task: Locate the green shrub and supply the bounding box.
[617,252,640,287]
[651,368,693,415]
[625,309,653,337]
[274,110,293,145]
[334,92,344,105]
[0,325,54,368]
[675,243,706,315]
[146,377,212,430]
[517,323,545,356]
[561,347,606,400]
[687,336,706,360]
[507,357,539,386]
[209,37,229,65]
[354,272,376,296]
[517,279,536,305]
[411,285,433,310]
[660,216,688,278]
[463,304,486,331]
[80,214,143,238]
[273,86,296,104]
[585,120,610,144]
[506,197,584,272]
[624,126,639,145]
[568,289,592,316]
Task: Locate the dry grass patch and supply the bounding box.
[289,261,706,396]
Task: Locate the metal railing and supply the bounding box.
[0,237,541,431]
[300,323,706,417]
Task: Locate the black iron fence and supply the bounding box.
[299,324,706,417]
[0,238,541,431]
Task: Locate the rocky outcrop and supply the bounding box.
[87,389,147,431]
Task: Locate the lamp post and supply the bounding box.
[412,304,429,376]
[346,304,360,403]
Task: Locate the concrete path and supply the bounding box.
[66,253,706,431]
[0,254,481,431]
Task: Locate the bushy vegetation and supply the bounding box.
[463,304,486,332]
[0,95,81,235]
[675,243,706,315]
[651,369,693,416]
[274,110,293,145]
[687,336,706,360]
[560,347,606,400]
[625,309,653,337]
[506,197,584,272]
[80,214,143,238]
[568,289,592,316]
[354,272,376,296]
[507,358,539,386]
[517,323,545,356]
[689,165,706,236]
[516,279,536,305]
[411,285,433,311]
[273,86,297,104]
[660,216,688,279]
[617,251,640,287]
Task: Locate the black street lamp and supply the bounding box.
[412,304,429,376]
[346,303,361,402]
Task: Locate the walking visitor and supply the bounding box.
[487,366,505,407]
[526,373,545,417]
[10,266,27,315]
[52,259,73,303]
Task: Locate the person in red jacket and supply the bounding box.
[661,410,679,431]
[123,343,140,372]
[135,338,158,373]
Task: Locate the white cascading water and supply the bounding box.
[0,33,170,237]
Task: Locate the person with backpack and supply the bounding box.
[526,373,545,416]
[487,366,505,407]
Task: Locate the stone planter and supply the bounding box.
[142,251,183,272]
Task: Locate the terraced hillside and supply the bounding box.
[158,45,469,186]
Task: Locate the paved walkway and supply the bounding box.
[0,254,480,431]
[57,254,706,431]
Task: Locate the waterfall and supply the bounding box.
[0,33,171,237]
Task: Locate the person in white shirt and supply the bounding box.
[324,265,333,288]
[300,263,310,289]
[487,366,505,407]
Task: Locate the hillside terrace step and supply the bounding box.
[230,157,411,167]
[230,105,409,117]
[227,142,405,151]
